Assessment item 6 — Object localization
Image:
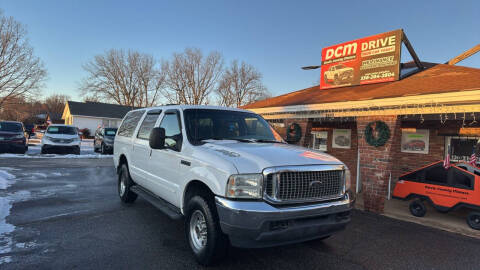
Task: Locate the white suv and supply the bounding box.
[113,105,354,265]
[41,124,81,154]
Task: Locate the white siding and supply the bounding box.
[71,116,123,134]
[72,116,102,134]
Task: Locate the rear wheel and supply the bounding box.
[467,212,480,230]
[185,195,228,266]
[118,164,137,203]
[409,199,427,217]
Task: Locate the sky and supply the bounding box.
[1,0,479,102]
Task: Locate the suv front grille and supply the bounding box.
[50,138,74,143]
[264,169,344,203]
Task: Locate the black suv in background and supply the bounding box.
[0,121,28,154]
[94,127,117,154]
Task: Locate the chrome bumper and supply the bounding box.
[215,192,355,248]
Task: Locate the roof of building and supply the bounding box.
[66,101,135,119]
[242,64,480,109]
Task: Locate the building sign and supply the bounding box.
[311,131,328,151]
[332,129,351,149]
[401,129,429,154]
[320,29,403,89]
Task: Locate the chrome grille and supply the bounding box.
[264,169,344,203]
[50,138,74,143]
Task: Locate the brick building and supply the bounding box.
[243,63,480,213]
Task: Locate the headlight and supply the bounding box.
[12,134,25,139]
[226,174,263,199]
[344,168,351,191]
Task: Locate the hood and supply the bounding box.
[0,131,23,138]
[198,140,343,174]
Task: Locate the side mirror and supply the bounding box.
[149,127,166,149]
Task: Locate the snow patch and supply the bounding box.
[0,170,15,190]
[64,184,77,188]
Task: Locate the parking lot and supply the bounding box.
[0,157,479,270]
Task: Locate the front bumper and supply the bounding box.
[215,192,355,248]
[42,144,80,154]
[0,142,26,153]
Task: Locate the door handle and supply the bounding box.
[180,160,191,166]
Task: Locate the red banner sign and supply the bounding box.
[320,29,403,89]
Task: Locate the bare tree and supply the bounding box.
[163,48,223,105]
[80,49,165,107]
[216,60,269,107]
[0,11,47,107]
[44,94,70,115]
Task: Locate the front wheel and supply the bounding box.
[185,195,228,266]
[409,199,427,217]
[467,212,480,230]
[118,164,137,203]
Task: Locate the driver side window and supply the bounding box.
[159,112,182,150]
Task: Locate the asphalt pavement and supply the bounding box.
[0,157,479,270]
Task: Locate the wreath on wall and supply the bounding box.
[364,121,391,147]
[286,123,302,143]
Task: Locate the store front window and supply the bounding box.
[446,136,480,163]
[311,131,328,151]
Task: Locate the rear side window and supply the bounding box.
[117,110,145,137]
[137,112,161,140]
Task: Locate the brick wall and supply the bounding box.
[357,115,401,213]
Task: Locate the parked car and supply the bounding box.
[23,124,35,138]
[323,64,354,85]
[41,124,81,154]
[113,105,354,265]
[0,121,28,154]
[94,127,117,154]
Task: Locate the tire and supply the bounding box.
[467,212,480,230]
[41,147,47,154]
[101,143,106,155]
[73,147,80,155]
[118,164,137,204]
[409,199,427,217]
[185,195,228,266]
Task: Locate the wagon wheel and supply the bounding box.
[409,199,426,217]
[467,212,480,230]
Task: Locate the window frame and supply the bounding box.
[117,110,146,138]
[136,109,162,141]
[158,109,183,151]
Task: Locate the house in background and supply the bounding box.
[46,112,64,125]
[62,101,134,133]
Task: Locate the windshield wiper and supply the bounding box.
[253,139,286,144]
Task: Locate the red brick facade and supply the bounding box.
[271,117,477,213]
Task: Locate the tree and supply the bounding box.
[216,60,269,107]
[80,49,165,107]
[44,94,70,115]
[163,48,223,105]
[0,11,47,107]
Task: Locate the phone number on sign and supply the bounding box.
[360,71,395,81]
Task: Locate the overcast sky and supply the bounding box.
[2,0,479,101]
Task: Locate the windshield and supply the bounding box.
[0,122,23,133]
[47,126,77,135]
[105,128,117,136]
[184,109,282,144]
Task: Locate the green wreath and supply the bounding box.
[286,123,302,143]
[364,121,390,147]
